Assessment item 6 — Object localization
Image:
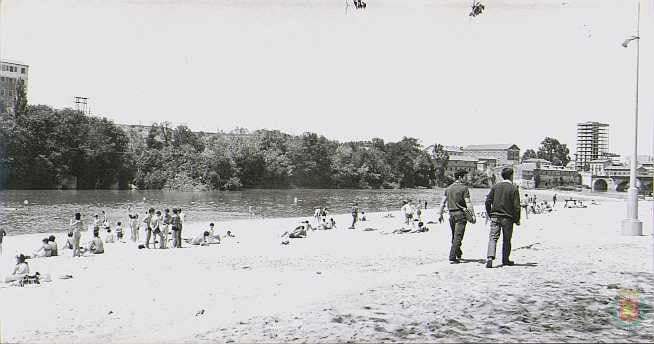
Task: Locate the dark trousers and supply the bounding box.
[175,228,182,248]
[487,216,514,262]
[449,211,467,260]
[144,229,152,248]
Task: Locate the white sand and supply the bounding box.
[1,197,653,343]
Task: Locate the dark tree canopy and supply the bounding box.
[537,137,571,166]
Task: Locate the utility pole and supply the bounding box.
[74,96,89,114]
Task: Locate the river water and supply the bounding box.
[0,188,499,235]
[0,188,622,236]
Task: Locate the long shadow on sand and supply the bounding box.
[504,262,538,267]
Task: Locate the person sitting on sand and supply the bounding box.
[32,238,53,258]
[208,223,221,243]
[4,254,29,283]
[105,228,115,243]
[88,231,104,254]
[63,232,74,250]
[323,218,336,230]
[48,235,58,256]
[360,211,367,222]
[226,230,236,238]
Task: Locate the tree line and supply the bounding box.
[0,105,451,190]
[0,105,571,190]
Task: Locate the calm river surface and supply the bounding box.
[0,188,499,235]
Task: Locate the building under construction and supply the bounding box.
[575,121,609,171]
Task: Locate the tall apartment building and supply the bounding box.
[575,122,609,170]
[0,60,29,115]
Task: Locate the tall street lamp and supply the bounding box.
[621,2,643,236]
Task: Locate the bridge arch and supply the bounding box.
[593,179,608,191]
[616,180,630,192]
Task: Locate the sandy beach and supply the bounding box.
[1,196,653,343]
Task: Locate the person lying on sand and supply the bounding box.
[186,231,219,246]
[281,225,308,239]
[4,254,29,283]
[391,227,413,234]
[413,221,429,233]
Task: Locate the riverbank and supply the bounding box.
[1,198,653,343]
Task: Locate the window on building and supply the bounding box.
[21,68,26,74]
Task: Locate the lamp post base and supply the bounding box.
[621,218,643,236]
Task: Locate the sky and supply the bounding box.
[1,0,653,156]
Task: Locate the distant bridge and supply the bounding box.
[591,175,653,193]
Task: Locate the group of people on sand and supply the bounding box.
[126,206,186,249]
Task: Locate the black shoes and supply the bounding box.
[449,259,460,264]
[486,260,492,268]
[502,260,515,266]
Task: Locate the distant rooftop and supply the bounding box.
[523,158,551,164]
[1,59,28,66]
[463,144,519,151]
[577,121,608,126]
[448,155,479,162]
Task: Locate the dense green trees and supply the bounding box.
[0,105,482,190]
[2,105,131,189]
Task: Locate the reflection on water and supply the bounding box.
[0,189,498,235]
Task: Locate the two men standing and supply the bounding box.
[438,167,521,268]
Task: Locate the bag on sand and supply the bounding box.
[465,209,476,224]
[20,273,41,287]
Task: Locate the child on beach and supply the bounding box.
[115,222,124,242]
[105,228,115,243]
[64,232,74,250]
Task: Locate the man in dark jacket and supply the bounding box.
[439,170,476,264]
[485,167,521,268]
